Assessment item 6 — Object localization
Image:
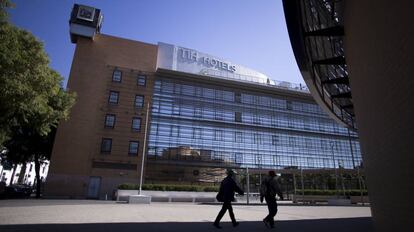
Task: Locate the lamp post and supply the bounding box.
[246,167,250,205]
[330,141,339,198]
[300,167,305,203]
[138,102,150,195]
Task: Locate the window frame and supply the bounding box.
[131,117,142,132]
[100,138,112,154]
[112,69,122,83]
[235,112,242,122]
[104,114,116,128]
[137,75,147,86]
[134,95,144,108]
[235,131,243,143]
[128,141,139,156]
[108,91,119,104]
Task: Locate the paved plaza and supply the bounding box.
[0,200,372,232]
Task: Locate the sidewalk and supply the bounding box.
[0,199,373,232]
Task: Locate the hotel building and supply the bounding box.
[45,4,362,199]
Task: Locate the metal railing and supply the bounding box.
[201,69,310,94]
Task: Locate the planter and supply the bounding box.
[116,189,217,203]
[116,189,138,201]
[129,195,151,204]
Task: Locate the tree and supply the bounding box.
[0,1,76,197]
[5,126,57,197]
[0,1,75,145]
[0,0,12,24]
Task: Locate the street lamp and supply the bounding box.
[138,102,150,195]
[330,141,339,198]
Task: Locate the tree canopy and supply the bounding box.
[0,0,75,146]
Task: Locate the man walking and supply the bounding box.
[260,170,283,228]
[214,169,244,229]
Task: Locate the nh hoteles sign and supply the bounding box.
[178,48,236,73]
[156,42,270,84]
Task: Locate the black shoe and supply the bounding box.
[213,222,222,229]
[263,219,270,228]
[233,222,239,227]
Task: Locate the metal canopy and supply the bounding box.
[283,0,356,130]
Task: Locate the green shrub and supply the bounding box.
[203,186,220,192]
[118,183,139,190]
[295,189,368,196]
[118,183,219,192]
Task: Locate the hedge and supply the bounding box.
[118,183,219,192]
[295,189,368,196]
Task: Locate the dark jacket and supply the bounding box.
[260,176,283,199]
[217,176,244,202]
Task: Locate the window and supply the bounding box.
[112,70,122,82]
[135,95,144,108]
[101,138,112,153]
[132,117,141,131]
[271,115,277,127]
[288,118,294,128]
[255,155,262,166]
[193,128,202,139]
[235,112,242,122]
[215,110,223,120]
[272,135,279,145]
[194,107,202,118]
[287,101,293,110]
[108,91,119,104]
[273,155,279,166]
[104,114,116,128]
[305,138,312,149]
[235,92,241,103]
[128,141,139,155]
[253,113,260,124]
[254,133,262,144]
[172,104,180,115]
[195,87,202,97]
[235,131,243,143]
[137,75,146,86]
[214,130,223,141]
[289,136,296,146]
[171,125,179,137]
[235,153,243,164]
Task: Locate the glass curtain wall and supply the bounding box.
[147,77,361,170]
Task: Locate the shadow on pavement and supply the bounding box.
[0,217,373,232]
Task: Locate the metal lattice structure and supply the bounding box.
[283,0,356,130]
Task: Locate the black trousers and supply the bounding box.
[264,196,278,226]
[214,201,236,224]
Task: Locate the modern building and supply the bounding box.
[282,0,414,231]
[0,161,50,186]
[45,4,362,199]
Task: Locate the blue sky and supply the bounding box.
[9,0,303,88]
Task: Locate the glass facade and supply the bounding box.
[148,77,362,170]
